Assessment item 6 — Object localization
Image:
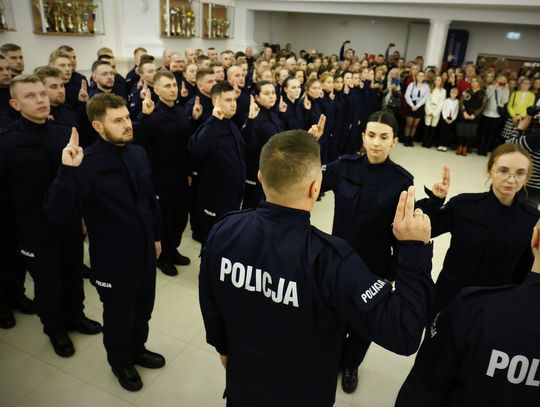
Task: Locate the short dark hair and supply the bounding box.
[134,47,148,55]
[367,110,399,138]
[58,45,74,53]
[34,66,62,81]
[139,59,156,73]
[86,93,127,122]
[210,81,234,99]
[253,80,274,96]
[154,70,175,84]
[196,68,214,82]
[1,43,21,55]
[139,54,155,64]
[260,130,321,195]
[91,60,112,73]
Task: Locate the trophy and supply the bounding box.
[179,6,186,36]
[0,1,7,30]
[43,3,53,32]
[185,8,195,38]
[223,19,230,38]
[86,2,98,33]
[54,1,66,32]
[211,18,218,38]
[65,2,75,32]
[169,8,177,35]
[205,18,212,38]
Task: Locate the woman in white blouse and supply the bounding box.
[403,71,430,147]
[422,76,446,148]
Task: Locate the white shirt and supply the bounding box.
[441,98,460,121]
[425,88,447,117]
[405,81,430,108]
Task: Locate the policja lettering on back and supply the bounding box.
[220,257,299,308]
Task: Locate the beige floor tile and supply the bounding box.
[0,341,57,406]
[134,344,226,407]
[12,370,131,407]
[61,329,187,403]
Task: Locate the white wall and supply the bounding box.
[252,11,290,47]
[450,22,540,62]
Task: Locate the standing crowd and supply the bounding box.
[0,39,539,406]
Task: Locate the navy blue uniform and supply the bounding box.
[189,116,246,243]
[333,91,354,157]
[178,79,197,107]
[233,88,250,130]
[0,87,19,126]
[125,66,139,95]
[64,71,87,108]
[321,91,336,163]
[322,153,443,370]
[0,118,85,337]
[430,190,538,316]
[44,137,161,369]
[278,96,305,131]
[200,201,435,407]
[242,105,283,209]
[396,272,540,407]
[134,101,191,260]
[129,86,158,120]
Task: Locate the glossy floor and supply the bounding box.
[1,143,491,407]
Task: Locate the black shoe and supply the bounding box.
[171,251,191,266]
[157,259,178,276]
[341,367,359,394]
[50,333,75,357]
[0,311,16,329]
[12,295,36,315]
[134,349,166,369]
[67,316,102,335]
[112,366,143,392]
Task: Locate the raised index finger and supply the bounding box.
[442,165,450,186]
[404,185,415,218]
[317,114,326,130]
[69,127,79,146]
[393,191,407,224]
[81,79,87,91]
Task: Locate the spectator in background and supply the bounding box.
[422,76,446,148]
[501,78,535,140]
[455,77,487,156]
[478,74,509,155]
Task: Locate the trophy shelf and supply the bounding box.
[160,0,199,39]
[30,0,105,36]
[0,0,16,32]
[202,2,233,40]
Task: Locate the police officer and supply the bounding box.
[0,75,100,354]
[242,81,283,209]
[129,60,158,120]
[0,43,24,77]
[189,81,246,244]
[227,65,250,129]
[125,47,148,95]
[199,130,435,407]
[321,111,448,393]
[44,93,165,392]
[57,45,87,102]
[0,55,19,125]
[429,143,538,317]
[97,54,129,101]
[396,221,540,406]
[184,69,217,242]
[134,70,196,276]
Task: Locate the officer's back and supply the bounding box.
[396,221,540,407]
[200,130,435,407]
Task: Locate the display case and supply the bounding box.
[0,0,16,32]
[160,0,200,38]
[30,0,105,36]
[202,2,233,39]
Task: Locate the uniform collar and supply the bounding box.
[487,187,518,210]
[20,116,49,133]
[257,201,311,224]
[96,136,127,154]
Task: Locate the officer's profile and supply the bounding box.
[199,130,435,407]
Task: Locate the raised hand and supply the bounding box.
[279,96,288,113]
[432,165,450,200]
[233,84,241,98]
[248,95,260,119]
[308,114,326,139]
[180,81,189,98]
[192,96,203,120]
[392,186,431,244]
[303,96,311,110]
[212,104,224,120]
[62,127,84,167]
[142,86,155,115]
[140,81,149,100]
[78,80,89,103]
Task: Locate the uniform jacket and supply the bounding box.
[397,272,540,407]
[278,96,305,131]
[0,118,81,250]
[200,201,434,407]
[45,138,160,282]
[430,190,539,314]
[189,116,246,215]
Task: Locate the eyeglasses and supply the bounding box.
[494,168,527,182]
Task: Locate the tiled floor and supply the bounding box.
[1,142,490,406]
